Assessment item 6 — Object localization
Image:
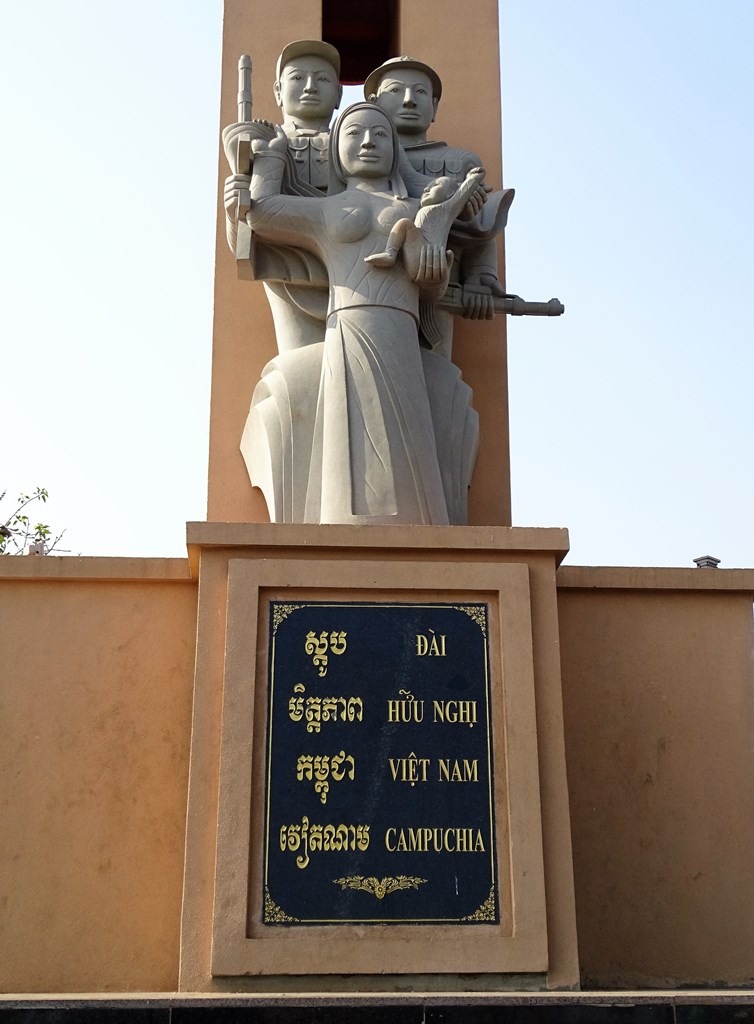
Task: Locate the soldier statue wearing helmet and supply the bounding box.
[367,56,513,355]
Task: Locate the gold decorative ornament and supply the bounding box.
[263,886,299,922]
[272,603,303,632]
[462,886,496,921]
[454,604,487,634]
[332,875,427,899]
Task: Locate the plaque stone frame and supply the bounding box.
[211,557,548,976]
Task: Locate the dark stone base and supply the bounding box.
[2,994,754,1024]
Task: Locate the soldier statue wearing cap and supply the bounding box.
[222,40,344,351]
[223,39,342,200]
[366,56,511,355]
[271,39,343,191]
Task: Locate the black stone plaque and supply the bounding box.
[262,601,497,926]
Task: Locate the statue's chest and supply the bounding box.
[327,200,412,244]
[287,135,329,190]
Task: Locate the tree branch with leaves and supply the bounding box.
[0,487,66,555]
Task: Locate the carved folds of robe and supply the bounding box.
[240,191,478,526]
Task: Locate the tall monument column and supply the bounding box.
[206,0,511,526]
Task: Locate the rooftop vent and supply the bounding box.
[693,555,721,569]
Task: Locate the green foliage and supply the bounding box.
[0,487,66,555]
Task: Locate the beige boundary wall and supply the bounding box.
[557,565,754,988]
[1,551,753,992]
[0,557,197,993]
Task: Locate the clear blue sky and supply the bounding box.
[1,2,752,566]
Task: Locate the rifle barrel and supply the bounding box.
[508,296,565,316]
[237,55,252,122]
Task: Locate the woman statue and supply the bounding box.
[242,102,478,526]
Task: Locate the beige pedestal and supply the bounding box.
[179,523,579,991]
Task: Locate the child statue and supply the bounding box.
[364,168,486,301]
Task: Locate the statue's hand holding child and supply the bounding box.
[415,245,454,300]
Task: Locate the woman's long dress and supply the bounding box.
[242,189,477,525]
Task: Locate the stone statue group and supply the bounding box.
[223,41,514,527]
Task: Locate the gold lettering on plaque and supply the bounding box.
[304,630,348,677]
[280,816,370,870]
[415,629,446,656]
[432,699,477,727]
[384,827,486,854]
[387,689,424,723]
[388,751,430,786]
[288,685,363,733]
[438,758,479,783]
[296,751,355,804]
